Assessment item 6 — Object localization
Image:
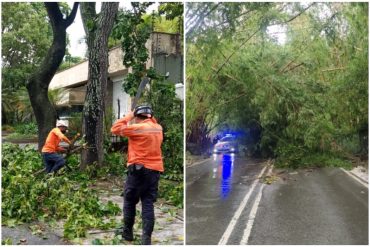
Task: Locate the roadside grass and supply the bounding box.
[4,132,38,141]
[2,122,38,141]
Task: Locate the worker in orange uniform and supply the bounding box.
[41,120,71,173]
[111,105,163,245]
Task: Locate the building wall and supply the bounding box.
[50,62,88,89]
[50,33,178,90]
[50,32,182,120]
[151,32,181,56]
[153,54,183,84]
[175,83,184,100]
[112,76,131,119]
[153,52,184,100]
[56,86,86,106]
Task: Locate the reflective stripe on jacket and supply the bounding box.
[42,128,71,153]
[111,115,164,172]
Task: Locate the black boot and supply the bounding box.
[142,220,154,245]
[122,217,135,241]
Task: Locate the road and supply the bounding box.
[186,153,368,245]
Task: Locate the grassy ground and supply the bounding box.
[3,132,38,141]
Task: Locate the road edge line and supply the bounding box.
[187,158,211,168]
[340,168,368,188]
[240,165,274,245]
[218,164,269,245]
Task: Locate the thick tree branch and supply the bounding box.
[27,2,79,150]
[44,3,63,29]
[65,2,80,27]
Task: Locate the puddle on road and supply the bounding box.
[212,154,235,199]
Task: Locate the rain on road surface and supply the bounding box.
[186,154,368,245]
[186,154,268,245]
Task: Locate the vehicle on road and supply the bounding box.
[213,135,238,153]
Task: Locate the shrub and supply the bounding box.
[159,180,183,208]
[14,122,38,135]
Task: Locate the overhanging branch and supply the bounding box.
[65,2,80,27]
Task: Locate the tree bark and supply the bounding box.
[80,2,119,170]
[26,2,79,151]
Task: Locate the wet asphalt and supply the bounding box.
[186,155,368,245]
[248,168,368,245]
[186,153,266,245]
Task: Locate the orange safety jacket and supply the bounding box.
[111,115,164,172]
[42,128,71,153]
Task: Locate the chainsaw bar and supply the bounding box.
[131,77,151,111]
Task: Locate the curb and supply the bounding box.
[340,168,368,188]
[348,170,368,185]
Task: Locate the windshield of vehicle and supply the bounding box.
[219,137,234,142]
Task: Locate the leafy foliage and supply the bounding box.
[14,122,38,135]
[2,3,53,90]
[2,143,183,241]
[112,3,184,180]
[1,3,73,125]
[2,144,121,239]
[58,54,84,71]
[159,180,183,208]
[157,3,183,34]
[2,1,79,143]
[146,81,183,181]
[112,3,153,96]
[2,86,35,124]
[5,122,38,140]
[186,3,368,168]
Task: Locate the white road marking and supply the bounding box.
[240,165,274,245]
[340,168,368,188]
[218,165,268,245]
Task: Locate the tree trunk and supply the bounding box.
[80,3,119,170]
[26,2,79,151]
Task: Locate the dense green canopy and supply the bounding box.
[186,2,368,167]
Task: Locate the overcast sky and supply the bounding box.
[67,2,159,58]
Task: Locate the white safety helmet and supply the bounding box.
[56,120,69,128]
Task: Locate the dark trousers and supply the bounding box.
[42,152,65,173]
[124,168,160,226]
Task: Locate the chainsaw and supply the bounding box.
[130,72,169,111]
